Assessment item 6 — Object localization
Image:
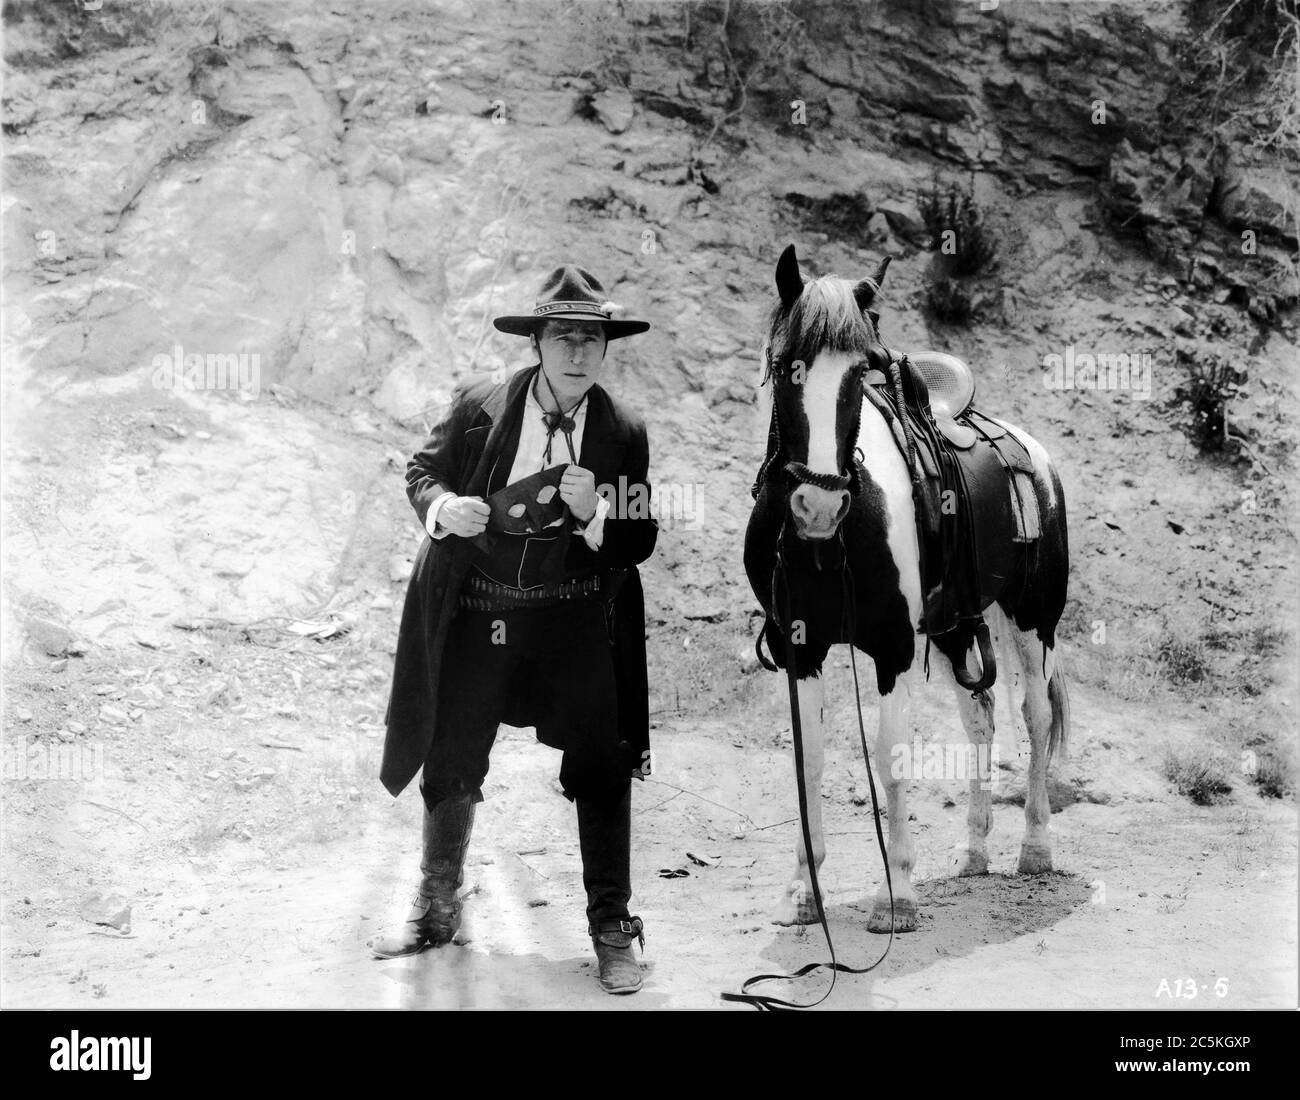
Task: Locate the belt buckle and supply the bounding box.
[618,919,634,934]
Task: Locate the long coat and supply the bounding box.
[381,365,659,798]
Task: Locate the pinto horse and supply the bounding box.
[744,245,1070,937]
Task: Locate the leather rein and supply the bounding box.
[726,347,931,1010]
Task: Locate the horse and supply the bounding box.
[744,244,1071,936]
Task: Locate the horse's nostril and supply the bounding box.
[834,491,850,521]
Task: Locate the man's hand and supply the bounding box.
[559,466,599,523]
[439,495,490,537]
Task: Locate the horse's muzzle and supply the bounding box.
[790,483,850,540]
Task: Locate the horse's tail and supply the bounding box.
[1047,658,1070,765]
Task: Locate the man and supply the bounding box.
[372,265,658,995]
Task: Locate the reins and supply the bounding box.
[723,518,896,1011]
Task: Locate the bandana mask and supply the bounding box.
[481,463,571,538]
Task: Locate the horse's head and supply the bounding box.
[760,244,892,541]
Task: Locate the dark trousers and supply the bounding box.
[420,600,628,808]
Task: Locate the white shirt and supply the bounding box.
[425,381,611,549]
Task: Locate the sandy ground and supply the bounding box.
[4,652,1295,1011]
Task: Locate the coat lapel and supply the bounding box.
[578,385,626,485]
[465,367,536,496]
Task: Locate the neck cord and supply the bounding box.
[537,369,588,465]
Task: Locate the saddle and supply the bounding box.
[863,352,1041,692]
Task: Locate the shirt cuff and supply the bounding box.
[577,493,611,551]
[425,491,456,539]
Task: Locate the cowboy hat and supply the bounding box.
[493,264,650,340]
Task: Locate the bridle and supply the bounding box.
[783,460,850,493]
[754,343,871,503]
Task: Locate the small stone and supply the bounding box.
[15,708,33,723]
[26,617,73,657]
[67,721,87,734]
[79,891,132,931]
[590,86,635,133]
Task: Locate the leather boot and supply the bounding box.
[369,794,475,959]
[577,786,644,994]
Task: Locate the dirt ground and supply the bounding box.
[3,635,1295,1011]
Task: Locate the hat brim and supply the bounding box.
[493,314,651,340]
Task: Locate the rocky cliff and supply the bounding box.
[2,0,1297,732]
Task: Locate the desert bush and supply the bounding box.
[1163,745,1234,804]
[1156,632,1210,685]
[1173,347,1246,452]
[918,178,997,327]
[1250,751,1296,799]
[923,275,974,325]
[918,178,998,277]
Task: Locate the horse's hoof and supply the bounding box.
[868,897,917,933]
[1017,844,1053,875]
[955,850,989,877]
[771,884,820,926]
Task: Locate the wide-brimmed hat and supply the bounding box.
[493,265,650,340]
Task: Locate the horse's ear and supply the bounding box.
[775,244,803,309]
[852,255,892,311]
[872,255,892,288]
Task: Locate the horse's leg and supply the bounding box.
[945,661,997,877]
[1012,626,1058,874]
[772,671,827,926]
[867,668,919,933]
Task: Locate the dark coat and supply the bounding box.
[381,365,658,797]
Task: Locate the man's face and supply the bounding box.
[534,319,607,400]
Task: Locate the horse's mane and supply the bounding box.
[762,275,877,382]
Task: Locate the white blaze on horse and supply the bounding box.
[744,245,1071,934]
